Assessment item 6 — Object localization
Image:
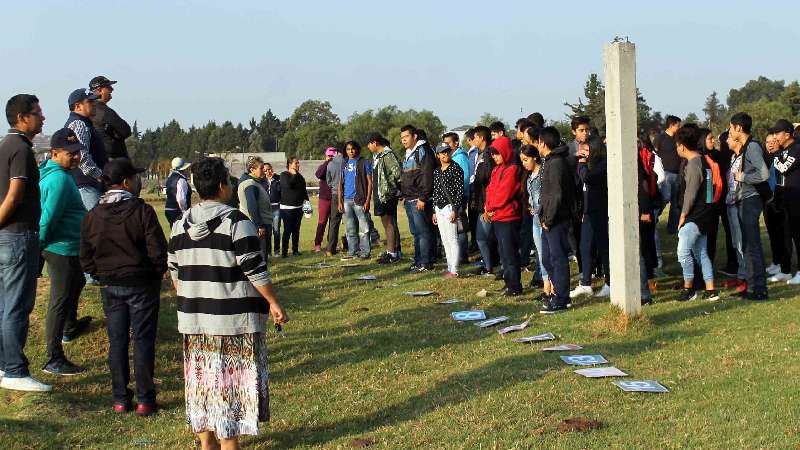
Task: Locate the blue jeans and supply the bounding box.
[661,172,681,234]
[677,222,713,284]
[102,282,160,405]
[405,200,434,266]
[272,207,281,254]
[739,196,766,293]
[542,221,571,306]
[476,215,495,271]
[531,213,548,280]
[0,230,39,378]
[726,205,747,280]
[344,199,371,257]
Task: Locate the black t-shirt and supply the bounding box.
[656,132,680,173]
[0,130,41,232]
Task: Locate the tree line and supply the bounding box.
[126,75,800,171]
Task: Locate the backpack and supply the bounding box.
[703,155,724,204]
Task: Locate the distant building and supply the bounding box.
[448,125,472,145]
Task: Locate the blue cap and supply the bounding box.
[50,128,85,153]
[68,88,99,107]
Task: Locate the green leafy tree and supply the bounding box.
[730,98,794,140]
[476,113,504,128]
[702,91,727,130]
[565,73,606,132]
[778,81,800,118]
[727,76,786,111]
[281,100,342,159]
[684,113,700,124]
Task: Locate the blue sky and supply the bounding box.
[2,0,798,133]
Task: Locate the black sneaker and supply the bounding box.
[376,253,390,264]
[641,297,653,306]
[700,290,720,302]
[745,290,768,301]
[42,359,85,376]
[415,264,433,273]
[536,293,554,304]
[678,288,697,302]
[539,301,568,314]
[408,264,419,273]
[502,288,521,297]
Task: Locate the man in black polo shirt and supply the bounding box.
[0,94,51,392]
[90,76,131,160]
[655,115,682,234]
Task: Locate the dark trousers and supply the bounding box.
[764,202,790,273]
[542,221,571,306]
[468,203,480,252]
[519,213,533,267]
[579,212,610,286]
[263,224,273,257]
[739,197,767,293]
[326,205,343,254]
[494,220,522,293]
[43,251,85,364]
[281,208,303,255]
[101,282,160,405]
[315,198,332,247]
[165,209,181,228]
[786,211,800,272]
[720,204,739,272]
[405,200,435,266]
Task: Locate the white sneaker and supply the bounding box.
[787,273,800,285]
[0,375,52,392]
[570,285,593,298]
[768,273,792,283]
[594,284,610,298]
[766,264,781,276]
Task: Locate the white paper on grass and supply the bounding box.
[513,333,557,343]
[575,367,628,378]
[437,299,463,304]
[613,380,669,393]
[451,310,486,321]
[541,344,582,351]
[341,263,361,268]
[560,354,609,366]
[356,275,377,281]
[497,318,531,335]
[475,316,509,328]
[405,291,434,297]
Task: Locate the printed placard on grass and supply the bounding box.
[475,316,509,328]
[437,299,463,304]
[406,291,434,297]
[541,344,582,351]
[513,333,557,343]
[356,275,377,281]
[575,367,628,378]
[560,354,609,366]
[451,310,486,321]
[613,380,669,393]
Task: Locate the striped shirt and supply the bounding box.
[66,118,103,179]
[168,201,272,335]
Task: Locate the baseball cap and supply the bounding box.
[435,143,452,154]
[103,158,145,185]
[89,76,117,91]
[68,88,99,107]
[325,147,337,157]
[768,119,794,135]
[50,128,85,153]
[171,157,191,171]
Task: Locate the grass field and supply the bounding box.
[2,199,799,449]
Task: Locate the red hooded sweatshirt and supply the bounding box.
[484,136,522,222]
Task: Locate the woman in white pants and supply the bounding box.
[432,144,465,278]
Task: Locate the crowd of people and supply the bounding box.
[2,77,800,448]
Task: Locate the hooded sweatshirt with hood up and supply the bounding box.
[80,189,167,286]
[168,201,272,335]
[484,136,522,223]
[39,158,87,256]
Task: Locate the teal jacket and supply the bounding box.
[39,159,87,256]
[451,147,471,199]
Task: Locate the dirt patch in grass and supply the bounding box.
[557,417,602,433]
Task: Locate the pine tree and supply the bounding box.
[702,91,726,129]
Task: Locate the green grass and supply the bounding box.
[2,201,800,449]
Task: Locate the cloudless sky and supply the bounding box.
[2,0,798,134]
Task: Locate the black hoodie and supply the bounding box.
[80,194,168,286]
[539,145,576,228]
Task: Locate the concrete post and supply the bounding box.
[603,40,641,316]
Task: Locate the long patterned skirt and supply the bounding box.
[183,333,270,439]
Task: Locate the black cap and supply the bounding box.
[68,88,99,107]
[50,128,85,153]
[768,119,794,135]
[89,76,117,90]
[103,158,145,185]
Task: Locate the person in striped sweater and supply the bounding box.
[168,157,288,449]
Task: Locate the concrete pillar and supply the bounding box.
[603,40,641,316]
